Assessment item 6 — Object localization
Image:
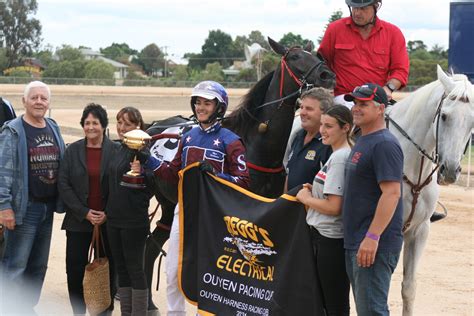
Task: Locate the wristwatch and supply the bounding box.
[385,82,397,93]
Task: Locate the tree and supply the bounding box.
[101,43,138,61]
[0,48,8,72]
[237,68,257,82]
[318,10,343,44]
[42,61,78,78]
[233,35,249,56]
[201,30,238,69]
[139,43,164,76]
[200,62,225,82]
[279,32,312,48]
[430,44,448,59]
[260,53,280,76]
[172,65,189,81]
[248,30,271,50]
[184,52,204,71]
[0,0,42,67]
[56,45,84,61]
[407,42,448,85]
[84,60,115,79]
[407,40,427,54]
[34,45,54,67]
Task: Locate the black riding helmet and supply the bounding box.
[346,0,381,27]
[345,0,381,8]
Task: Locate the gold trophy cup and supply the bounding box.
[120,129,152,189]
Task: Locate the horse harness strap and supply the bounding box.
[385,115,437,164]
[246,161,285,174]
[402,156,440,232]
[386,93,447,232]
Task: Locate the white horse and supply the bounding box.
[386,65,473,315]
[284,65,474,315]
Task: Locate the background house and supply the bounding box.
[80,48,128,79]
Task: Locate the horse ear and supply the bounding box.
[268,37,287,56]
[304,41,314,52]
[437,64,455,93]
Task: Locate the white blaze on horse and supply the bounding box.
[385,65,473,316]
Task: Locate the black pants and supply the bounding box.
[66,227,116,314]
[311,228,350,316]
[107,224,148,290]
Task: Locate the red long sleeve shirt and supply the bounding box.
[319,17,409,96]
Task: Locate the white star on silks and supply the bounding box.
[213,138,221,146]
[186,136,192,143]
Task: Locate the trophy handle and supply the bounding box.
[126,155,141,176]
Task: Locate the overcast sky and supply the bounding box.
[36,0,451,62]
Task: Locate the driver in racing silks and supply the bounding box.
[132,80,250,315]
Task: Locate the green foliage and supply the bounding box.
[56,45,84,62]
[200,62,224,82]
[7,69,31,77]
[100,43,138,61]
[138,43,164,76]
[429,44,448,59]
[34,48,54,67]
[407,40,448,86]
[201,30,239,69]
[126,71,143,80]
[261,53,280,76]
[407,40,427,54]
[84,59,115,79]
[233,30,271,55]
[279,32,312,48]
[0,0,42,67]
[41,45,87,78]
[248,30,271,50]
[236,68,257,82]
[0,48,8,72]
[189,68,203,82]
[172,65,189,81]
[185,52,204,71]
[42,60,79,78]
[318,10,343,44]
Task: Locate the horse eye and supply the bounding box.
[289,54,300,61]
[441,113,447,121]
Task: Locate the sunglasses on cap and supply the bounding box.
[352,85,377,100]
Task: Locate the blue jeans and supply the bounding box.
[1,200,55,312]
[345,249,400,316]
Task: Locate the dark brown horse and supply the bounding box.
[144,37,335,310]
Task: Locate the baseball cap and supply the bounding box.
[344,83,388,105]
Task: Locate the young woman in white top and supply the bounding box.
[296,104,353,316]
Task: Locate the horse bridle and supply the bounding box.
[385,93,447,232]
[246,49,327,174]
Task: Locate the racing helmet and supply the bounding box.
[190,81,229,121]
[345,0,381,7]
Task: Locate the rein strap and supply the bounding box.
[247,162,285,174]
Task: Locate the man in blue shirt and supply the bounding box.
[286,88,333,191]
[342,83,404,315]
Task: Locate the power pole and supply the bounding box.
[161,45,168,77]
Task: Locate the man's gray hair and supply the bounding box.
[298,87,334,112]
[24,81,51,99]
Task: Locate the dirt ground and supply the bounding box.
[2,85,473,315]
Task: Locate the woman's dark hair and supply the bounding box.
[116,106,145,130]
[80,103,108,130]
[323,104,354,146]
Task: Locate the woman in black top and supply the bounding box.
[106,107,152,316]
[58,103,117,315]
